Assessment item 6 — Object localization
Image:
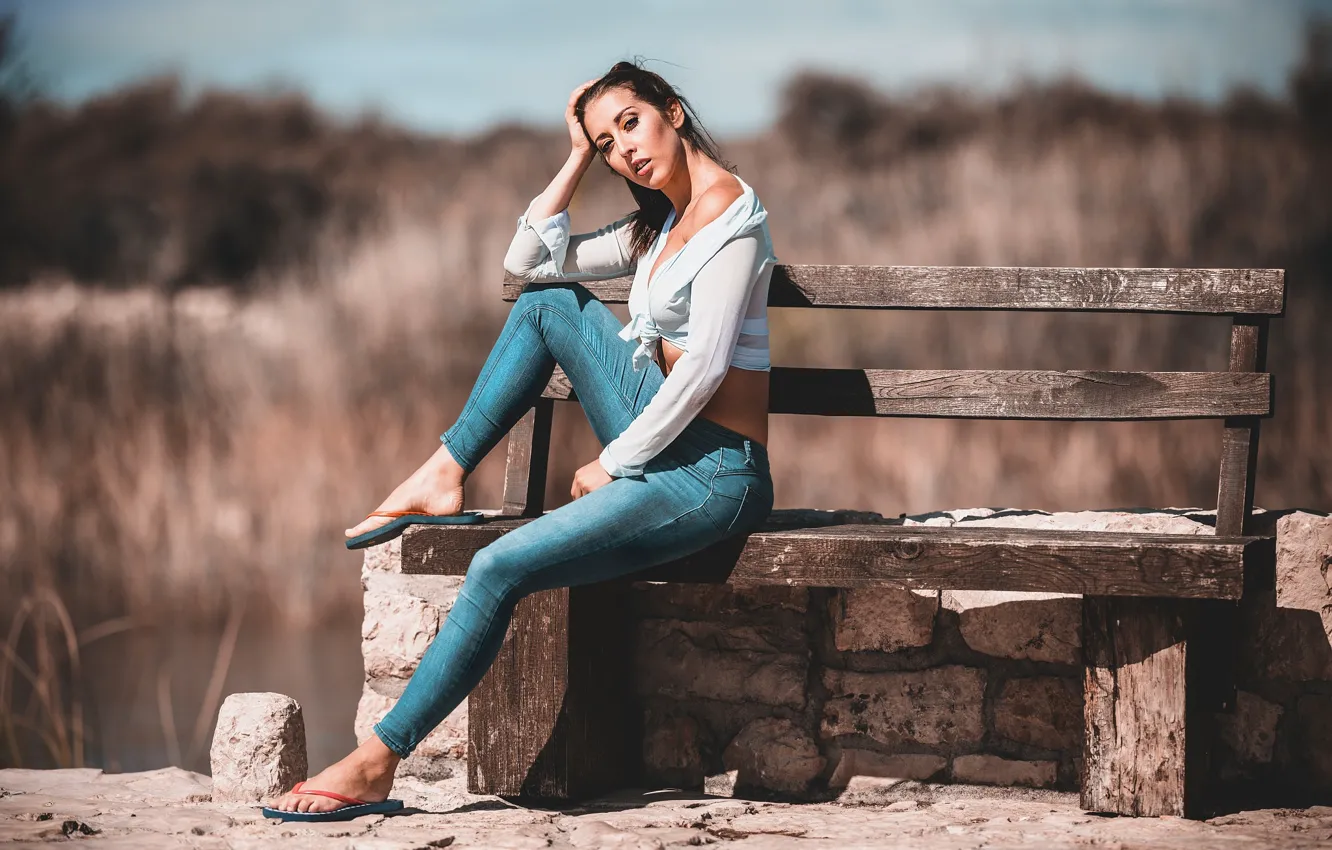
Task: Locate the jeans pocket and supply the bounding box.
[714,444,758,478]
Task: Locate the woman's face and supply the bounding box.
[583,87,684,189]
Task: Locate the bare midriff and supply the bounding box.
[658,338,769,448]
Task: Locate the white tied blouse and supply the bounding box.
[501,174,778,479]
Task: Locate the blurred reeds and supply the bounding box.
[1,24,1329,645]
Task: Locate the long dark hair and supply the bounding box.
[575,60,734,260]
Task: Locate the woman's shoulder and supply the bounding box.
[691,174,746,227]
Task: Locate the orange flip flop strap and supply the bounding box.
[290,780,367,806]
[366,510,432,519]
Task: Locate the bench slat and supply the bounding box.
[543,367,1271,419]
[399,520,1256,599]
[504,266,1285,315]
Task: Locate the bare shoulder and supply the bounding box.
[683,174,745,237]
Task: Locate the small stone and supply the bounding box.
[952,754,1057,789]
[828,588,939,653]
[993,677,1082,752]
[722,718,825,796]
[829,750,947,788]
[209,692,307,803]
[704,769,738,797]
[822,666,985,750]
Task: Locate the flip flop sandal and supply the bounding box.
[260,780,405,822]
[345,509,486,550]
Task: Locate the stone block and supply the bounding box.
[633,619,807,708]
[1295,694,1332,793]
[828,749,947,788]
[828,588,938,653]
[1276,511,1332,655]
[822,666,985,750]
[361,537,402,574]
[642,709,709,789]
[1238,590,1332,684]
[943,591,1080,665]
[951,754,1057,789]
[209,692,306,803]
[994,676,1082,752]
[722,717,826,796]
[1216,690,1282,767]
[361,572,462,681]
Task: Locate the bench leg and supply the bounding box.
[1081,597,1217,818]
[467,579,637,800]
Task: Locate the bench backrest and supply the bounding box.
[499,265,1285,537]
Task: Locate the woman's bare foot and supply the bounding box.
[346,441,468,539]
[266,735,401,814]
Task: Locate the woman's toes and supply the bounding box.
[345,514,390,538]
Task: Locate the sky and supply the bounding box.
[4,0,1331,137]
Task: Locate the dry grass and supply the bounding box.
[1,37,1329,640]
[0,584,242,769]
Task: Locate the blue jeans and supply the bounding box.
[372,281,774,758]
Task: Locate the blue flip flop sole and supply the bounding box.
[345,512,487,550]
[261,798,404,821]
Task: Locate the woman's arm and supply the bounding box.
[597,231,765,478]
[503,193,636,283]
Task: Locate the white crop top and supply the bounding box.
[501,174,778,479]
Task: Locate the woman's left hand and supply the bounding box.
[571,458,613,499]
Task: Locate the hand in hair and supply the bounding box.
[567,78,600,160]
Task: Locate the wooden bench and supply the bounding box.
[397,263,1284,818]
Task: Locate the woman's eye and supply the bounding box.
[626,116,637,130]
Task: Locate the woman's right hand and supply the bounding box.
[567,78,599,160]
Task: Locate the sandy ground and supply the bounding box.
[2,767,1331,849]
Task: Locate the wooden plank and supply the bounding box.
[501,398,553,518]
[542,367,1270,420]
[1082,597,1198,817]
[1216,317,1270,536]
[467,589,560,796]
[505,266,1286,315]
[467,580,635,800]
[401,522,1257,599]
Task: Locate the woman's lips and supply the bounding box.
[635,159,651,177]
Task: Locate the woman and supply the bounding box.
[263,60,777,820]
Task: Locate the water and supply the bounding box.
[54,620,364,776]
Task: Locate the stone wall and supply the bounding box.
[355,507,1332,803]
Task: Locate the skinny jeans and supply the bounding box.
[373,280,774,758]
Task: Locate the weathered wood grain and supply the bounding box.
[467,580,635,799]
[501,397,553,517]
[504,266,1286,314]
[1082,597,1193,817]
[401,521,1257,599]
[1216,317,1270,536]
[542,367,1271,420]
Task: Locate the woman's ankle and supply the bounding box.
[355,734,403,776]
[427,440,468,485]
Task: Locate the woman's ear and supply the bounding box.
[669,98,685,130]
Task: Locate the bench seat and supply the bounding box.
[398,517,1263,600]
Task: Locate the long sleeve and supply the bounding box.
[598,231,765,478]
[502,195,636,282]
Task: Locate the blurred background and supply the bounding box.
[1,0,1329,776]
